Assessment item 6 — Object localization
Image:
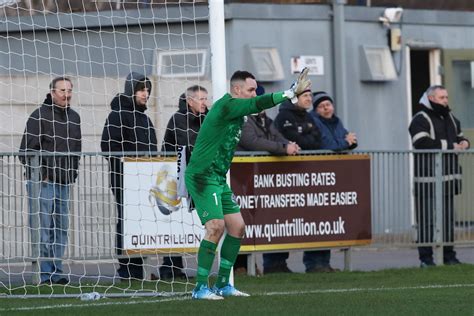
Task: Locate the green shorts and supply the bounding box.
[185,174,241,225]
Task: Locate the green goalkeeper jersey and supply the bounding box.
[186,92,284,180]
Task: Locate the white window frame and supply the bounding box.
[156,49,207,78]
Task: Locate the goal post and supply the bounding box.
[0,0,226,298]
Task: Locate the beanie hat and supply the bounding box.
[312,91,333,110]
[256,83,265,96]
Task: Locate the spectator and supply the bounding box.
[235,85,300,275]
[101,72,158,279]
[275,88,337,273]
[274,88,321,150]
[311,91,357,151]
[409,85,469,267]
[19,76,82,285]
[306,91,357,272]
[160,85,209,279]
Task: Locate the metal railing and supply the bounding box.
[0,150,473,265]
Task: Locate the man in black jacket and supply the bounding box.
[236,110,300,275]
[101,72,158,279]
[409,85,469,267]
[160,85,208,279]
[20,77,82,285]
[162,85,208,152]
[275,89,338,273]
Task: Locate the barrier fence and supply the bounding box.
[0,150,473,271]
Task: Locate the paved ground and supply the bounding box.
[284,245,474,272]
[1,246,473,287]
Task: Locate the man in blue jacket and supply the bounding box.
[306,91,357,272]
[311,91,357,151]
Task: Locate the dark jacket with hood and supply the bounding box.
[236,112,289,154]
[19,93,82,184]
[274,100,321,150]
[101,72,158,190]
[161,93,207,153]
[310,112,357,151]
[409,92,470,195]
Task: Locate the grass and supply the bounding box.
[1,265,473,315]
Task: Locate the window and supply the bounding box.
[360,45,397,81]
[156,49,207,78]
[248,47,284,82]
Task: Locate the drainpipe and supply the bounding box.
[332,0,348,126]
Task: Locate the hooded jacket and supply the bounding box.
[101,72,157,154]
[236,113,289,155]
[310,112,357,151]
[409,92,470,195]
[161,95,207,153]
[19,93,82,184]
[274,100,321,150]
[100,72,158,189]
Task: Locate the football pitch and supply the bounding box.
[1,265,473,315]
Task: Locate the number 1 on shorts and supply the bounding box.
[212,192,218,206]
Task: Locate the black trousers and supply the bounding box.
[111,184,144,278]
[415,193,456,263]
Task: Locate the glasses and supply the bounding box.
[53,89,73,94]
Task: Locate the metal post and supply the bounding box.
[434,152,443,265]
[29,154,41,284]
[343,247,353,271]
[247,253,256,276]
[332,0,348,126]
[209,0,228,102]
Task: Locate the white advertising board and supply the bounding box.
[291,55,325,76]
[123,159,204,253]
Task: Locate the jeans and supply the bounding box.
[27,181,70,283]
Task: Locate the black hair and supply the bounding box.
[134,79,151,93]
[230,70,255,86]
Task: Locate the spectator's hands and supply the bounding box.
[286,142,300,156]
[345,132,357,146]
[454,140,469,150]
[284,67,311,104]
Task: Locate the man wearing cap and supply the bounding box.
[274,88,321,150]
[311,91,357,151]
[307,91,357,272]
[275,88,342,273]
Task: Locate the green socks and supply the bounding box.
[196,239,217,288]
[215,234,242,288]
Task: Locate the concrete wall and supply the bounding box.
[0,3,473,153]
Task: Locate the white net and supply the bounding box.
[0,0,214,298]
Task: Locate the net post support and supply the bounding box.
[29,154,41,285]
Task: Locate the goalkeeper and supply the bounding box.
[185,68,310,300]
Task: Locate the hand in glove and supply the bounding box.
[283,67,311,104]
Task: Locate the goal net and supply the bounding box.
[0,0,215,298]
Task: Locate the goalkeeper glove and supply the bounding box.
[283,67,311,104]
